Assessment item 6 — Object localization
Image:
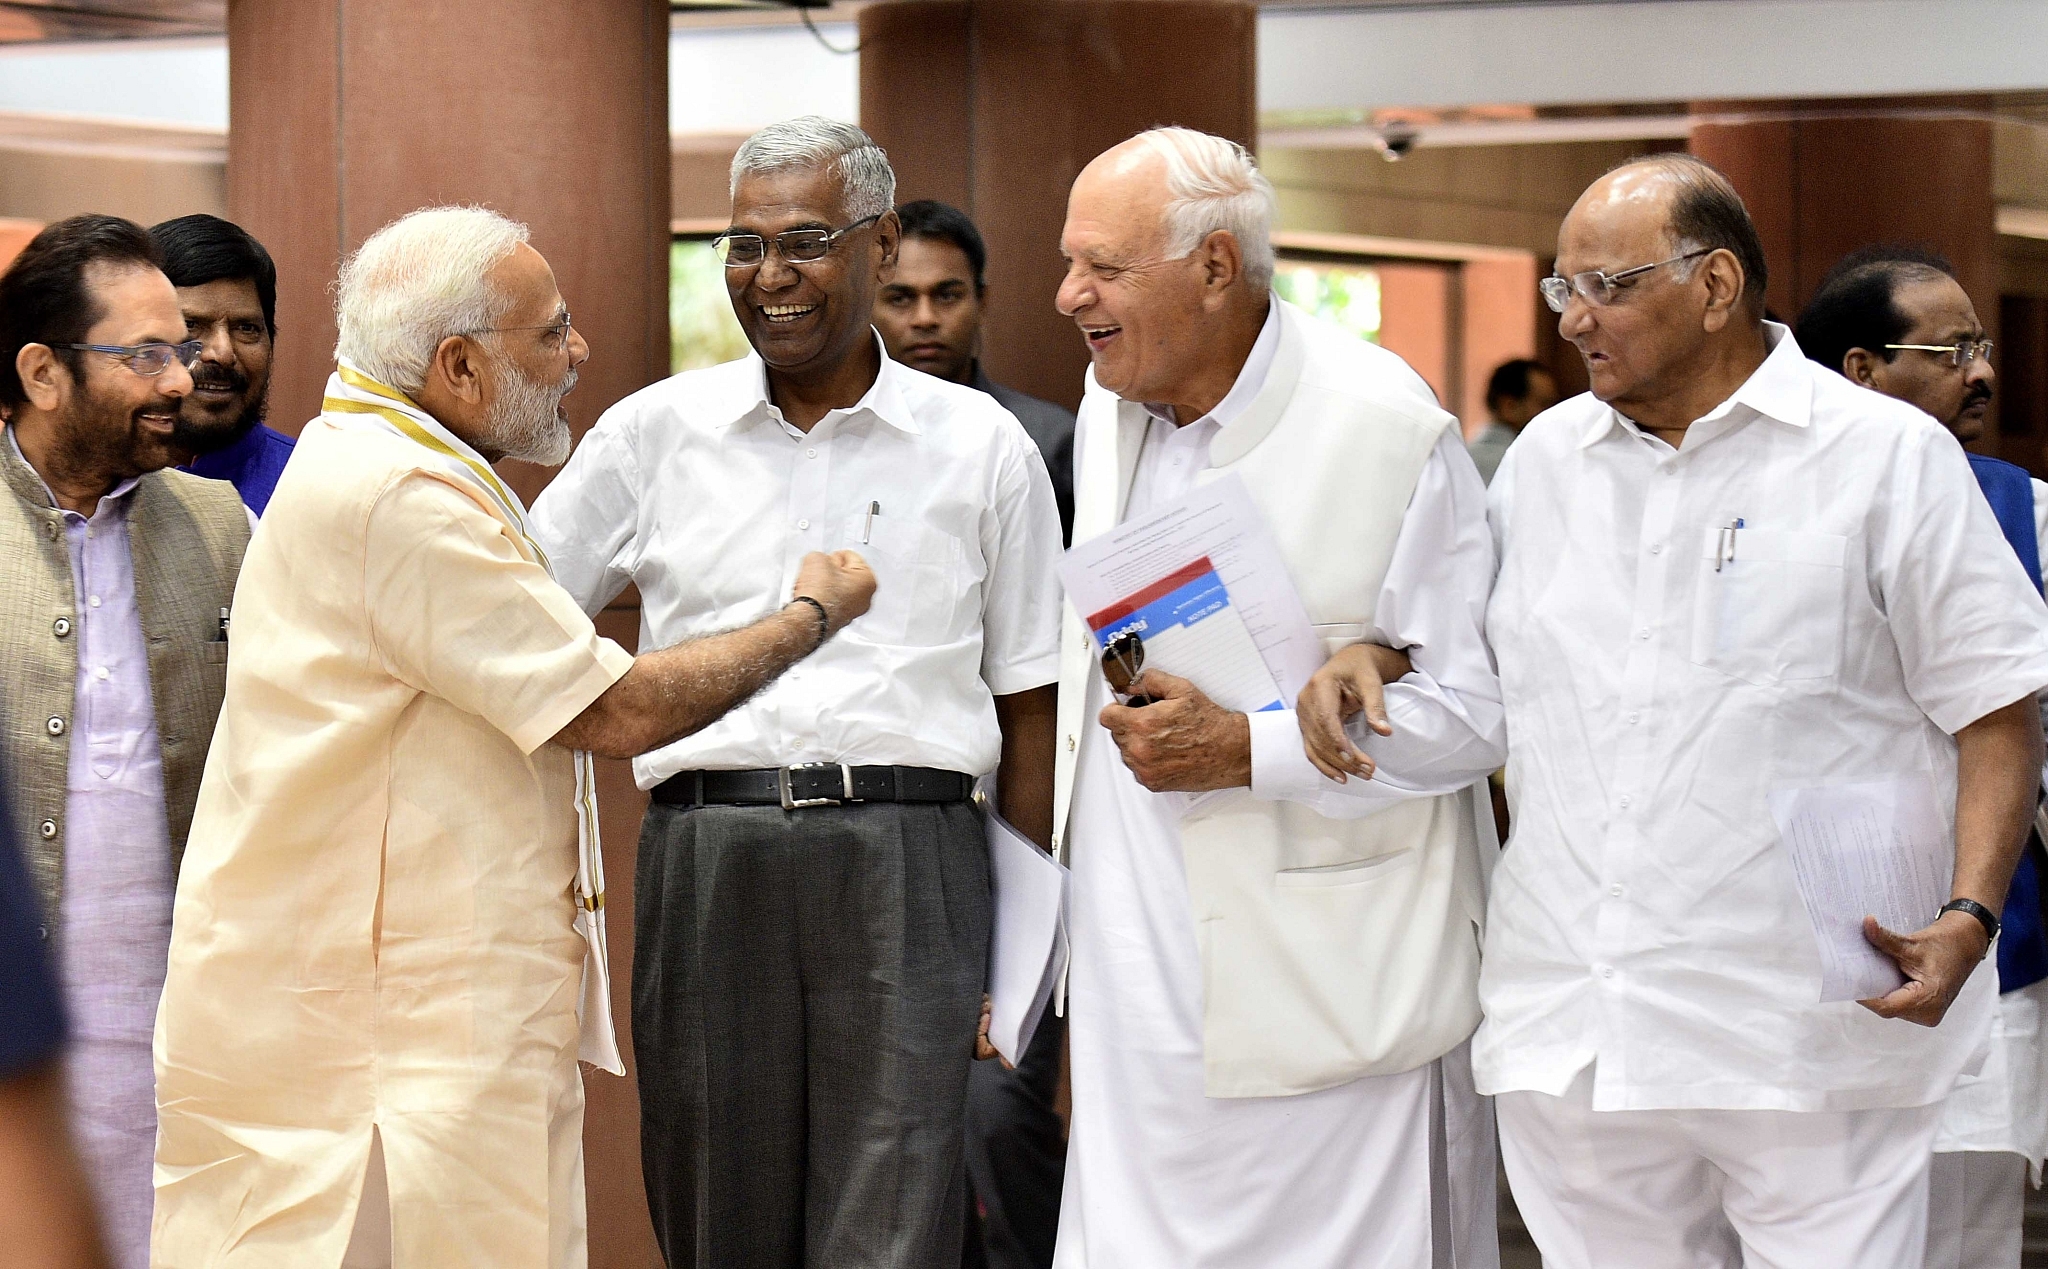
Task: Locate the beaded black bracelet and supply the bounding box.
[789,595,831,646]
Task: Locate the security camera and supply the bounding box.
[1377,124,1418,162]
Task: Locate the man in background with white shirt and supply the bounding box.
[1049,126,1507,1269]
[1798,244,2047,1269]
[1303,152,2048,1268]
[531,117,1063,1269]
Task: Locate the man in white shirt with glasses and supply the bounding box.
[532,117,1063,1269]
[1303,153,2048,1268]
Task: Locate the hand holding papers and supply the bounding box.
[1771,775,1953,1004]
[985,810,1070,1067]
[1062,473,1320,712]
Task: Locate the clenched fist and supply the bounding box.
[792,549,877,637]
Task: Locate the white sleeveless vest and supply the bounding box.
[1053,300,1491,1097]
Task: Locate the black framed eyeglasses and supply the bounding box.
[1885,339,1993,369]
[53,340,203,377]
[713,214,883,268]
[1540,248,1714,314]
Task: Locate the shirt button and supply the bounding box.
[792,739,806,751]
[45,716,65,737]
[797,518,810,530]
[89,596,101,608]
[1618,794,1632,808]
[36,924,47,941]
[1636,627,1650,640]
[38,819,57,840]
[44,520,58,540]
[1067,735,1077,752]
[85,528,94,540]
[1610,884,1625,897]
[806,448,818,458]
[1649,543,1664,554]
[1601,966,1616,979]
[52,617,71,638]
[1627,711,1640,724]
[94,666,109,681]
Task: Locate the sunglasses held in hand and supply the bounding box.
[1102,631,1160,707]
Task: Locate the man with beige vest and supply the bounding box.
[0,214,250,1269]
[1048,128,1507,1268]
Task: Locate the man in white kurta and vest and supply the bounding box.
[1310,155,2048,1268]
[1047,127,1508,1268]
[0,214,250,1269]
[149,206,875,1269]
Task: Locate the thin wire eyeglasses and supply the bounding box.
[1884,339,1994,369]
[1540,248,1714,314]
[463,312,574,344]
[713,214,883,268]
[53,340,203,377]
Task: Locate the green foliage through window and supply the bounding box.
[671,239,750,374]
[1271,261,1382,344]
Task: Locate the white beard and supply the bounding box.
[485,360,574,467]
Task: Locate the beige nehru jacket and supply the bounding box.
[152,418,631,1269]
[0,432,248,916]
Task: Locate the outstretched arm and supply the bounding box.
[555,550,875,758]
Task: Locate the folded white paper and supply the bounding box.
[1770,774,1952,1003]
[1061,472,1322,708]
[985,810,1070,1066]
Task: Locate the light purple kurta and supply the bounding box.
[48,469,174,1269]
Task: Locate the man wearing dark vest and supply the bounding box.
[876,199,1076,545]
[1799,244,2042,1269]
[0,215,250,1268]
[872,196,1073,1269]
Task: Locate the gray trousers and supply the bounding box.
[634,800,993,1269]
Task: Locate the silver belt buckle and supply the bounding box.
[779,761,855,810]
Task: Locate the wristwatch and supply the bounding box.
[1938,898,2000,944]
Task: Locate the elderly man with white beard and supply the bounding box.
[149,206,874,1269]
[1047,127,1508,1268]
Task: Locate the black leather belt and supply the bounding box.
[652,764,975,811]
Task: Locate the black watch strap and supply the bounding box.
[1938,898,2000,943]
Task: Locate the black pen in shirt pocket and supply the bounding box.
[862,500,881,545]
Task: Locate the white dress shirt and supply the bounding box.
[1474,324,2048,1113]
[531,337,1064,787]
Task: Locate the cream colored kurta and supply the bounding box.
[151,417,633,1268]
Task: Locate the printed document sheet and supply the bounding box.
[986,811,1069,1066]
[1061,473,1320,710]
[1769,775,1952,1003]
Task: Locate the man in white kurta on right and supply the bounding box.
[1048,127,1507,1269]
[1309,154,2048,1269]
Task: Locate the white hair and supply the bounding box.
[334,206,530,394]
[1128,126,1276,290]
[730,116,895,222]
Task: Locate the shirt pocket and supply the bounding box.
[845,513,970,647]
[1687,526,1848,687]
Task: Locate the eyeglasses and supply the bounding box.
[464,312,574,346]
[1885,339,1994,369]
[1540,248,1714,314]
[713,214,883,268]
[1100,630,1160,707]
[53,340,203,377]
